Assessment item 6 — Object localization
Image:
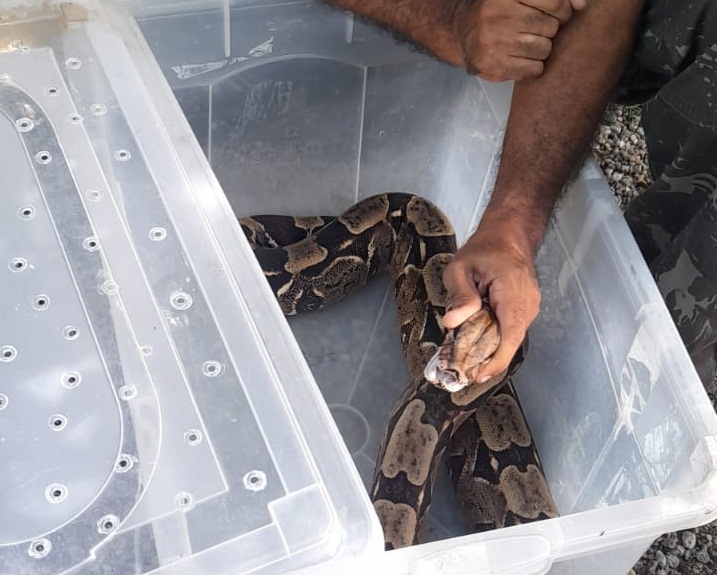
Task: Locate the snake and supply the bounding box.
[239,192,557,550]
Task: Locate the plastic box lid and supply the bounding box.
[0,3,377,574]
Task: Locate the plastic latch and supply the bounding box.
[412,535,552,575]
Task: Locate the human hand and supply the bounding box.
[441,216,541,383]
[454,0,587,81]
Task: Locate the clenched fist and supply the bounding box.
[454,0,587,81]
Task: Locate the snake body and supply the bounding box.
[240,193,557,549]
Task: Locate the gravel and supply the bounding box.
[590,104,717,575]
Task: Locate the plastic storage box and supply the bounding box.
[1,1,717,574]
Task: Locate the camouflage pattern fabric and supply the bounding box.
[618,0,717,385]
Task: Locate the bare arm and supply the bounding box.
[323,0,584,81]
[443,0,646,381]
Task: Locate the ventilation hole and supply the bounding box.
[183,429,202,446]
[118,385,137,401]
[28,538,51,558]
[82,237,100,252]
[65,57,82,69]
[0,393,8,410]
[140,345,153,356]
[242,470,267,492]
[174,491,195,512]
[101,280,118,295]
[9,257,27,272]
[35,151,52,164]
[32,294,50,311]
[114,149,130,161]
[44,86,59,96]
[170,291,193,311]
[62,326,79,340]
[15,117,34,132]
[149,227,167,241]
[86,189,102,201]
[17,205,35,220]
[69,113,83,124]
[97,514,119,535]
[202,361,223,377]
[0,346,17,362]
[49,414,67,431]
[61,372,81,389]
[90,103,106,116]
[45,483,68,504]
[116,454,134,473]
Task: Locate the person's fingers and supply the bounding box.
[442,263,484,329]
[521,0,573,24]
[520,7,561,38]
[568,0,587,10]
[512,34,553,60]
[474,298,530,382]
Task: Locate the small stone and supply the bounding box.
[697,549,710,563]
[655,550,667,568]
[667,554,680,569]
[665,533,679,549]
[686,550,693,561]
[683,530,697,549]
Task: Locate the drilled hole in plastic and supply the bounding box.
[44,86,59,96]
[118,385,137,401]
[45,483,68,504]
[82,237,99,252]
[65,57,82,69]
[15,117,34,132]
[61,372,81,389]
[140,345,153,356]
[175,491,195,512]
[202,361,223,377]
[35,151,52,164]
[49,414,67,431]
[116,454,134,473]
[184,429,202,446]
[97,515,119,535]
[101,280,118,295]
[69,113,83,124]
[17,205,35,220]
[9,257,27,272]
[62,326,79,340]
[0,346,17,362]
[243,470,267,492]
[32,295,50,311]
[28,538,51,559]
[170,291,193,311]
[149,227,166,241]
[90,103,106,116]
[86,189,102,201]
[114,149,130,161]
[0,393,8,410]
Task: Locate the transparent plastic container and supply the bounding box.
[1,1,717,574]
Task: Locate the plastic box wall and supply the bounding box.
[130,1,717,573]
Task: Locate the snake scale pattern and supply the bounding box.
[240,193,557,549]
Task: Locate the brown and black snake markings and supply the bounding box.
[240,193,557,550]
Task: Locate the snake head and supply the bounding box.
[424,308,500,392]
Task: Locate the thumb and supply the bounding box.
[442,265,484,329]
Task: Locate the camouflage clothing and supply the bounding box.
[617,0,717,385]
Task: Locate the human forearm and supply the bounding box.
[443,0,645,381]
[323,0,464,66]
[484,0,645,255]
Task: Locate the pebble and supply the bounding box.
[592,104,717,575]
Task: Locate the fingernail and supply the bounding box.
[479,375,492,384]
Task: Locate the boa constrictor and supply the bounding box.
[239,193,557,549]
